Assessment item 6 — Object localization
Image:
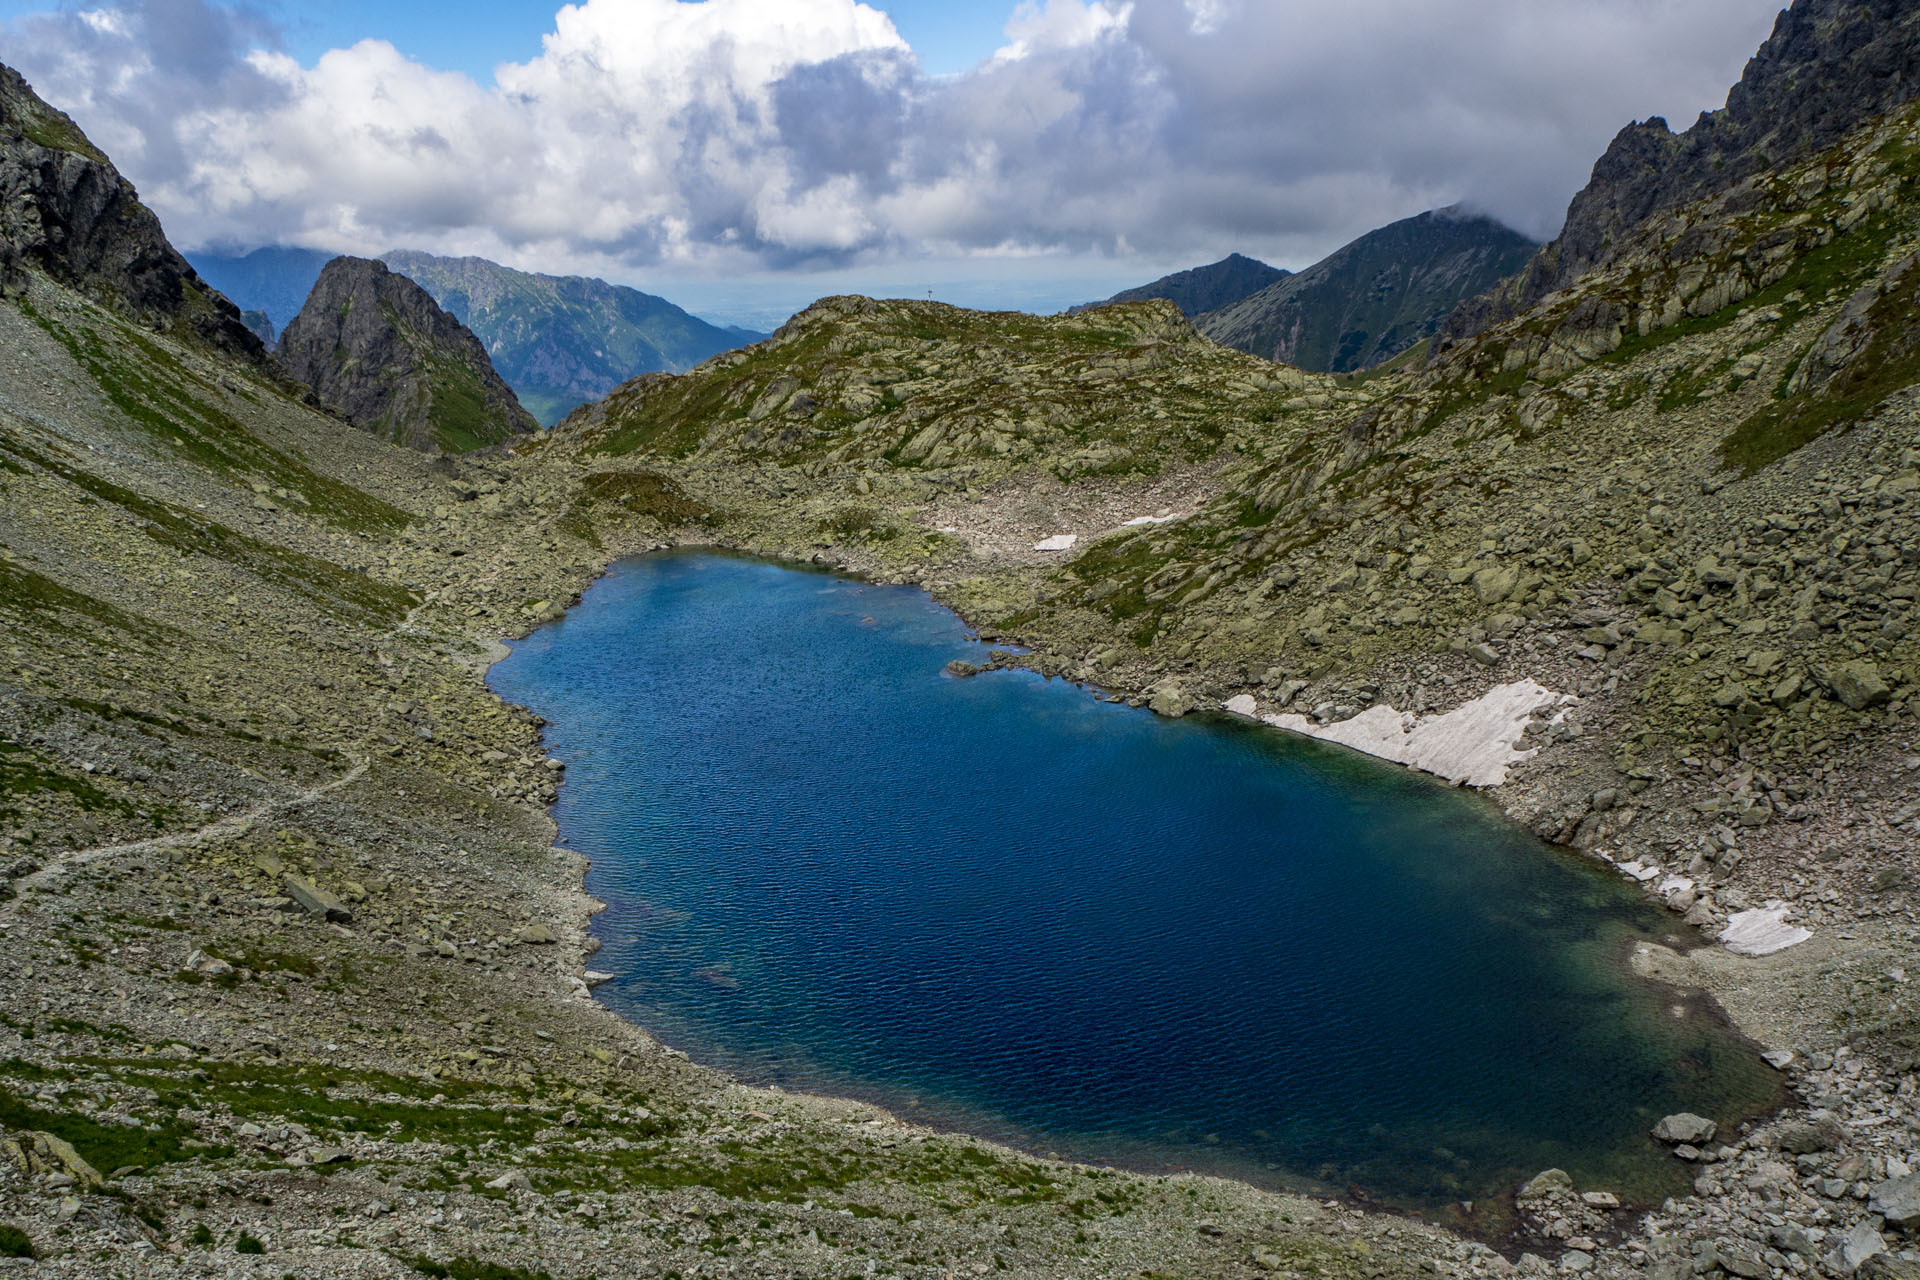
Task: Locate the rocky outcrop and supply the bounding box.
[1073,253,1289,319]
[0,62,261,360]
[276,256,538,453]
[1443,0,1920,345]
[1199,207,1536,373]
[193,246,761,425]
[380,250,758,425]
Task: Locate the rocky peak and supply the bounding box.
[275,256,537,453]
[1442,0,1920,345]
[0,62,262,360]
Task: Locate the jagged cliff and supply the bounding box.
[1443,0,1920,344]
[0,66,260,361]
[276,256,537,453]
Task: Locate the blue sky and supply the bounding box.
[0,0,1786,325]
[264,0,1006,80]
[0,0,1012,79]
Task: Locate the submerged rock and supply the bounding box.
[1653,1113,1718,1144]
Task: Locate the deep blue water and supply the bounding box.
[489,549,1779,1213]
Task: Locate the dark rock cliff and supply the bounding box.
[1442,0,1920,345]
[0,62,262,361]
[275,256,537,454]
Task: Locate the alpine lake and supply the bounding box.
[488,549,1783,1227]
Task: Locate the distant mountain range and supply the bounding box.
[1073,253,1289,318]
[187,247,767,425]
[1082,209,1537,374]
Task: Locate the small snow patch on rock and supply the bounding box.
[1720,902,1812,956]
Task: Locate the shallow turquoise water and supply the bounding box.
[488,549,1780,1212]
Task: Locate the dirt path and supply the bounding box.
[4,754,370,905]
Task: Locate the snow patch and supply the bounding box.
[1122,514,1181,526]
[1033,534,1078,551]
[1720,903,1813,956]
[1238,679,1575,788]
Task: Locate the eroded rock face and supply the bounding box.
[1444,0,1920,343]
[276,256,537,453]
[0,62,261,360]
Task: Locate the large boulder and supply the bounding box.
[1870,1172,1920,1228]
[1652,1112,1717,1144]
[1831,660,1892,711]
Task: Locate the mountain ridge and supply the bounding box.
[1442,0,1920,345]
[1072,252,1288,318]
[1196,207,1536,373]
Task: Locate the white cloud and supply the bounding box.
[993,0,1132,62]
[1,0,1787,279]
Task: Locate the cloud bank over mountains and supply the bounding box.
[4,0,1784,278]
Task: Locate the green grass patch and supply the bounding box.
[16,104,106,163]
[0,741,138,820]
[577,471,711,524]
[816,505,897,542]
[418,344,526,454]
[0,555,174,644]
[0,1083,215,1172]
[0,1224,35,1260]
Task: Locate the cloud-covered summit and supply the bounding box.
[3,0,1784,281]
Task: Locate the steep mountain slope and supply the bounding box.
[0,66,261,362]
[1197,207,1537,373]
[276,256,537,453]
[1072,252,1288,318]
[1443,0,1920,344]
